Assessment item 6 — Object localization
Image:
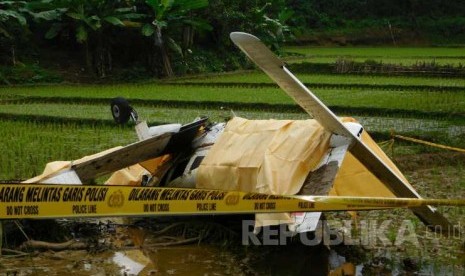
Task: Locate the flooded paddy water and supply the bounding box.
[0,215,464,275]
[0,242,463,275]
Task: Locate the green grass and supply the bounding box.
[283,46,465,58]
[0,84,288,104]
[0,120,136,180]
[317,89,465,113]
[173,71,465,88]
[358,116,465,133]
[2,85,465,114]
[0,103,309,123]
[4,103,465,141]
[283,46,465,66]
[285,56,465,66]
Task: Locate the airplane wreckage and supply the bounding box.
[4,32,464,235]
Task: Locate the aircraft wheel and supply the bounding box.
[111,97,131,124]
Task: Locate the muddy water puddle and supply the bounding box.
[1,244,464,275]
[1,220,464,275]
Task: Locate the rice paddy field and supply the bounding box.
[1,46,465,274]
[172,71,465,87]
[283,46,465,66]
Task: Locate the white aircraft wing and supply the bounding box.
[230,33,351,137]
[230,32,452,232]
[73,132,172,183]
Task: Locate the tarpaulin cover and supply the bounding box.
[197,117,408,226]
[331,119,407,197]
[105,155,170,186]
[197,117,331,195]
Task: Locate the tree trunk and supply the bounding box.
[408,0,421,36]
[95,34,106,78]
[146,38,161,76]
[91,32,113,79]
[160,43,173,77]
[10,45,16,66]
[182,25,195,55]
[154,27,173,77]
[107,49,112,72]
[84,41,92,74]
[387,20,397,46]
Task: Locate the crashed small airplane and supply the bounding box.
[17,32,463,234]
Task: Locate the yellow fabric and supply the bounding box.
[104,155,172,186]
[331,131,400,198]
[24,143,167,186]
[105,164,150,186]
[22,161,71,183]
[197,117,331,226]
[197,117,331,195]
[23,146,123,183]
[329,117,408,198]
[197,117,412,227]
[139,155,171,174]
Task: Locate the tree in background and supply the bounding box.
[249,2,294,51]
[204,0,292,51]
[10,0,465,82]
[0,1,28,66]
[0,0,293,81]
[32,0,144,77]
[140,0,210,77]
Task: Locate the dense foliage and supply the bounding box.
[1,0,464,82]
[288,0,465,44]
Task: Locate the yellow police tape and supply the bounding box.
[0,184,464,219]
[393,134,465,153]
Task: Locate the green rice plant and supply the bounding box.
[0,103,309,124]
[1,111,464,180]
[285,57,465,66]
[171,71,465,88]
[0,120,136,180]
[0,84,294,105]
[317,89,465,114]
[2,84,465,113]
[3,102,465,146]
[0,103,122,122]
[281,46,465,70]
[2,83,465,123]
[282,46,465,58]
[3,86,465,115]
[357,116,465,134]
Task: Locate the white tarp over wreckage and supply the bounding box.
[196,117,400,227]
